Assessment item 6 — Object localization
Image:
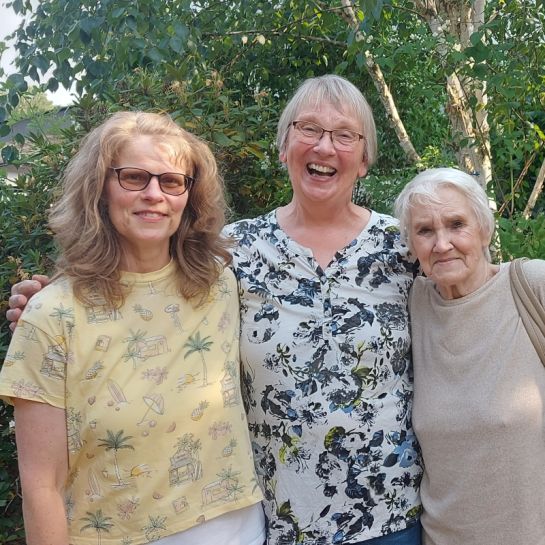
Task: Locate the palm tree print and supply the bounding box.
[97,430,135,487]
[80,509,114,545]
[122,329,147,368]
[184,332,213,386]
[49,303,74,325]
[141,514,168,542]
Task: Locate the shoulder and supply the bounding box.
[371,210,400,229]
[409,275,434,307]
[217,265,237,287]
[519,258,545,301]
[22,277,75,321]
[223,210,276,242]
[366,210,417,264]
[520,258,545,279]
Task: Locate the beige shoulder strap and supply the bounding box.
[509,258,545,367]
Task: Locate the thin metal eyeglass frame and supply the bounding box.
[291,121,364,149]
[110,167,195,196]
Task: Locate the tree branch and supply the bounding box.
[338,0,421,164]
[524,153,545,219]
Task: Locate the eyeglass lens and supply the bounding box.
[293,121,361,149]
[115,168,192,195]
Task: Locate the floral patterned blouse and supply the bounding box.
[225,209,422,544]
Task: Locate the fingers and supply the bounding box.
[11,279,45,298]
[7,278,48,333]
[31,274,51,287]
[8,309,23,333]
[7,296,25,332]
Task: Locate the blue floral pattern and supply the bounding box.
[225,210,422,544]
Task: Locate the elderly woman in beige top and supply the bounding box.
[395,167,545,545]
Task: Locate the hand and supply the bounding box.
[7,274,50,332]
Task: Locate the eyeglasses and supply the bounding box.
[110,167,195,196]
[291,120,364,150]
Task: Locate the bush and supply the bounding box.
[497,214,545,261]
[0,127,74,543]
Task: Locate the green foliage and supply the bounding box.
[8,88,54,124]
[0,122,74,544]
[497,215,545,260]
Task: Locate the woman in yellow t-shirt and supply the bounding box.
[0,112,264,545]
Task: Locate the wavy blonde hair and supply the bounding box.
[49,111,231,306]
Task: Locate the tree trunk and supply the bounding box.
[339,0,421,164]
[524,156,545,219]
[414,0,492,189]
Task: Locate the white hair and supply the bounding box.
[394,167,495,260]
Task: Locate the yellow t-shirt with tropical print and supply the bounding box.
[0,262,262,545]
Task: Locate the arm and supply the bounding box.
[7,275,50,332]
[14,399,69,545]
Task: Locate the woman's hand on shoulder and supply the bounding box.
[7,274,50,332]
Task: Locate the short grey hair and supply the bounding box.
[394,167,495,260]
[276,74,377,167]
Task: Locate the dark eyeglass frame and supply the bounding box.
[291,120,364,149]
[110,167,195,196]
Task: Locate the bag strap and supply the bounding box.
[509,257,545,367]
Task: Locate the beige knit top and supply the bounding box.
[409,260,545,545]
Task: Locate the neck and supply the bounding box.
[280,198,367,230]
[119,247,171,274]
[437,262,499,300]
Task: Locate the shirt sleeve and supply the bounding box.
[0,290,69,409]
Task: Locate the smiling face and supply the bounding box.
[279,102,368,209]
[104,135,190,272]
[409,186,492,299]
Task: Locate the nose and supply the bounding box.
[433,230,452,252]
[141,176,164,199]
[313,130,336,154]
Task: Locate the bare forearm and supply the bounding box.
[14,400,70,545]
[22,487,69,545]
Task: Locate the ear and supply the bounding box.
[357,159,368,179]
[279,150,287,164]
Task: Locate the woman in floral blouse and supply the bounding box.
[9,76,422,545]
[225,75,422,544]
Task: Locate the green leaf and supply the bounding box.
[464,42,489,63]
[469,31,483,46]
[472,63,488,79]
[356,52,365,69]
[12,0,24,14]
[0,123,10,137]
[79,29,91,45]
[1,145,18,163]
[212,132,234,146]
[47,78,59,92]
[8,90,19,108]
[14,133,25,146]
[111,7,126,18]
[146,48,164,63]
[173,21,189,39]
[0,107,7,124]
[6,73,27,93]
[80,16,103,35]
[169,36,185,54]
[32,55,50,74]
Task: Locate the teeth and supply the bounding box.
[308,163,335,174]
[138,212,163,218]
